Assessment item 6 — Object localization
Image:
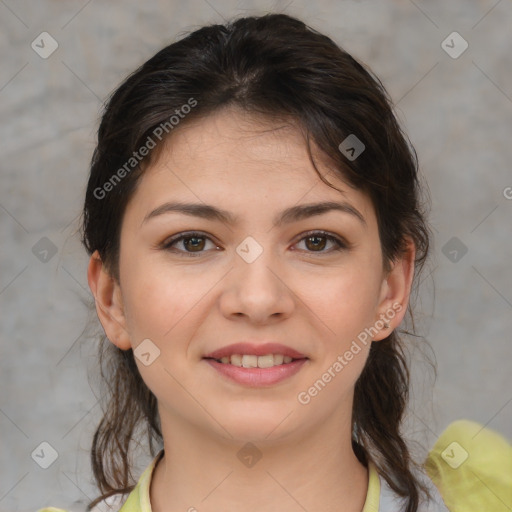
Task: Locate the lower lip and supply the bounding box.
[205,358,308,387]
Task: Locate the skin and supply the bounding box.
[88,106,415,512]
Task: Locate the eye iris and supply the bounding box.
[184,236,205,251]
[306,235,326,251]
[173,234,334,253]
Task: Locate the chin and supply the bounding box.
[210,401,301,444]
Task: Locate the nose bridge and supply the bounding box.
[235,234,281,290]
[222,234,294,321]
[235,234,267,266]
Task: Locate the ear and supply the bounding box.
[87,250,132,350]
[372,238,416,341]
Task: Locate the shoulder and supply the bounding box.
[377,419,512,511]
[37,493,128,512]
[89,493,128,512]
[425,419,512,511]
[377,469,448,512]
[37,451,163,512]
[37,509,72,512]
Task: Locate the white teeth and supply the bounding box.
[242,355,258,368]
[273,354,284,365]
[257,354,274,368]
[230,354,243,367]
[216,354,297,367]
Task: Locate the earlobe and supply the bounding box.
[372,239,416,341]
[87,250,132,350]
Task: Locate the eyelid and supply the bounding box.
[159,230,349,255]
[159,231,219,255]
[294,230,349,251]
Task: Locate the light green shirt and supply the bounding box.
[39,420,512,512]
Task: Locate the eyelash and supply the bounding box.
[159,230,349,257]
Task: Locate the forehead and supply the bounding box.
[154,108,325,182]
[126,107,376,226]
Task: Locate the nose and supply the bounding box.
[219,241,295,325]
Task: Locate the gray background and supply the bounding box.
[1,1,511,510]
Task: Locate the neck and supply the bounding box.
[150,409,369,512]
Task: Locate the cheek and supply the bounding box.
[300,258,382,400]
[121,264,211,415]
[309,264,382,335]
[120,255,207,341]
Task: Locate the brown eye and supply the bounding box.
[160,230,347,257]
[182,236,206,252]
[305,234,327,251]
[161,232,217,256]
[295,231,347,254]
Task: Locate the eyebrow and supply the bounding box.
[142,200,366,228]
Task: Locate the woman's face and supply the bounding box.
[98,107,408,443]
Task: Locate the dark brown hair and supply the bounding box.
[81,13,432,511]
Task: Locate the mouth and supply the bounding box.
[203,342,307,361]
[203,342,309,387]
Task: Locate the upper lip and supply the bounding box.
[204,342,307,360]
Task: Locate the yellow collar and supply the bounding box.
[362,460,380,512]
[120,451,381,512]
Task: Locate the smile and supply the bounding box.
[213,354,295,368]
[204,355,308,387]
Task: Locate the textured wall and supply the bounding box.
[1,1,511,510]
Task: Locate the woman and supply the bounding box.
[39,12,512,512]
